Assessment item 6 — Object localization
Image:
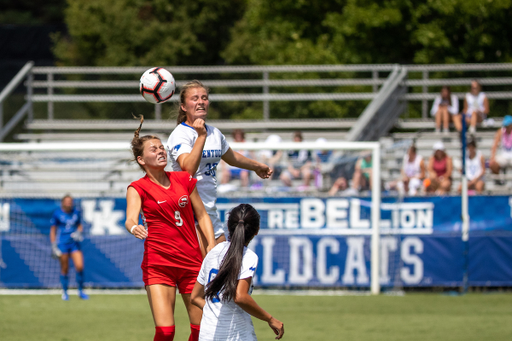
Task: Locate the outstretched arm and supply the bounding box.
[222,148,273,179]
[234,278,284,339]
[125,187,147,240]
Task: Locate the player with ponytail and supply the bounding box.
[125,115,216,341]
[191,204,285,341]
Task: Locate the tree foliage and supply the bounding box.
[224,0,512,65]
[53,0,245,66]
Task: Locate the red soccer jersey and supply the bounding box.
[128,171,202,270]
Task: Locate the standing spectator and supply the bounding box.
[352,154,372,192]
[280,131,312,188]
[398,145,425,196]
[458,140,485,194]
[454,80,490,134]
[426,142,453,195]
[221,129,251,188]
[50,194,88,301]
[489,115,512,179]
[431,86,460,133]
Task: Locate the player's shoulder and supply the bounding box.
[170,171,194,182]
[243,246,258,262]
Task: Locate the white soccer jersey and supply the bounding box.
[197,242,259,341]
[167,123,230,212]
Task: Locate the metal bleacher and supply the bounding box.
[1,62,512,196]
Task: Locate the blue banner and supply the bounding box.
[0,196,511,288]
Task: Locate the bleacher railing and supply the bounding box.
[1,62,512,141]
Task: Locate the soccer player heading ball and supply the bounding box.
[125,116,216,341]
[191,204,285,341]
[50,194,88,301]
[167,81,273,248]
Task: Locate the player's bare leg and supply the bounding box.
[147,284,177,326]
[59,253,70,300]
[71,250,88,299]
[181,293,202,341]
[216,234,226,243]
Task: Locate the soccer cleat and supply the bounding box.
[62,292,69,301]
[78,290,89,300]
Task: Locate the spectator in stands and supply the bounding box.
[431,86,460,133]
[489,115,512,179]
[426,142,452,195]
[454,80,490,134]
[458,139,485,194]
[280,131,313,188]
[397,145,426,196]
[352,154,372,192]
[328,156,359,196]
[221,129,251,187]
[258,134,283,180]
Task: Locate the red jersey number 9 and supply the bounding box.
[175,211,183,227]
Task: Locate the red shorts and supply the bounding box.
[142,264,199,294]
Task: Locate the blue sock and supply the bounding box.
[76,271,84,291]
[60,274,69,292]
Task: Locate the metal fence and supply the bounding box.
[1,62,512,141]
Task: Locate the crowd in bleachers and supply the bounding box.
[218,81,512,196]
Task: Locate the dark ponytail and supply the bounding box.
[205,204,260,302]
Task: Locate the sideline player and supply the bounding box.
[125,116,215,341]
[191,204,285,341]
[50,194,88,301]
[167,80,273,247]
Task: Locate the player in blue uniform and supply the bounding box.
[50,195,88,301]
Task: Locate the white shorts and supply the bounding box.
[208,210,225,239]
[496,153,512,168]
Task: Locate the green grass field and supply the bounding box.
[1,292,512,341]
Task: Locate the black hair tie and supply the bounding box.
[239,220,244,223]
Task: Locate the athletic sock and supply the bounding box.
[154,326,175,341]
[60,274,69,293]
[76,271,84,291]
[188,324,200,341]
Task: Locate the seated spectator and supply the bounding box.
[397,145,425,196]
[426,142,452,195]
[458,139,485,194]
[280,131,312,187]
[453,80,490,134]
[431,86,459,133]
[489,115,512,179]
[328,156,358,196]
[221,129,251,187]
[259,134,283,179]
[352,154,372,192]
[313,138,333,189]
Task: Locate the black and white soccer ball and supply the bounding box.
[139,67,176,104]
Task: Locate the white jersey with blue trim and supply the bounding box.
[167,122,230,212]
[197,242,259,341]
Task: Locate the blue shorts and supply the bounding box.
[58,241,81,254]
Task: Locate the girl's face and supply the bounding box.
[468,145,476,158]
[434,150,445,159]
[441,88,449,98]
[470,81,480,95]
[181,87,209,121]
[138,139,167,170]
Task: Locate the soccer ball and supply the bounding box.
[139,67,176,104]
